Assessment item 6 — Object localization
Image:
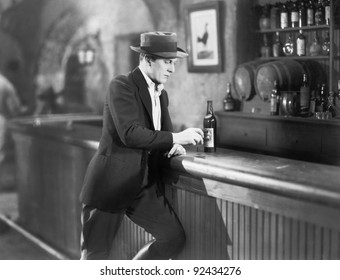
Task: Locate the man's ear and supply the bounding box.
[146,57,152,66]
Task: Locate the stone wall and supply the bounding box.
[0,0,255,129]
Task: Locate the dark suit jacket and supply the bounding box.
[79,67,174,213]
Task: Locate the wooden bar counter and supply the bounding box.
[9,114,340,259]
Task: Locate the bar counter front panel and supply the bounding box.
[9,115,340,259]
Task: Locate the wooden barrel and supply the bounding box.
[254,59,327,101]
[233,60,269,101]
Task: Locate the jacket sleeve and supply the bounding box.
[107,75,173,150]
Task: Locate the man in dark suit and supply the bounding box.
[79,31,204,260]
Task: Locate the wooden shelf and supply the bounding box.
[256,55,331,61]
[257,24,330,33]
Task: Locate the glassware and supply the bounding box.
[273,32,283,57]
[223,83,235,111]
[321,31,330,55]
[283,33,295,56]
[309,31,322,56]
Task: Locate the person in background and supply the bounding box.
[79,31,204,260]
[33,75,92,115]
[0,73,25,190]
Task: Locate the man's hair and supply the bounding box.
[139,53,159,62]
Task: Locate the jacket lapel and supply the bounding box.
[131,67,154,129]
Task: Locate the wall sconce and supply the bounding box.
[78,44,95,66]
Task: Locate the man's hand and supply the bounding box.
[167,144,186,158]
[172,128,204,146]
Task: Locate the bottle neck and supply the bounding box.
[226,83,231,95]
[207,102,214,115]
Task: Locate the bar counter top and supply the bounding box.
[9,114,340,209]
[163,147,340,208]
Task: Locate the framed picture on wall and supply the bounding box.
[185,1,223,73]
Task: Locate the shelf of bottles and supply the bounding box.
[256,0,336,60]
[254,0,340,119]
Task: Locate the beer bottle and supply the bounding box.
[203,100,217,153]
[300,73,310,116]
[307,0,315,26]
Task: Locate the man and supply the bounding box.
[0,73,23,190]
[79,31,204,260]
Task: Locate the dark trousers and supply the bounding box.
[80,183,185,260]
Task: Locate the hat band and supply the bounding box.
[140,42,177,53]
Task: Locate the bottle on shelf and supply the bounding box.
[314,0,325,25]
[270,2,281,29]
[327,91,336,117]
[298,0,307,27]
[307,0,315,26]
[297,29,306,56]
[309,90,316,116]
[321,31,330,56]
[270,80,280,116]
[261,34,271,58]
[223,83,235,111]
[319,83,327,112]
[273,32,283,57]
[280,3,289,29]
[290,1,299,28]
[259,4,271,30]
[309,31,322,56]
[283,33,295,56]
[300,73,310,116]
[324,0,331,25]
[315,84,322,112]
[203,100,217,153]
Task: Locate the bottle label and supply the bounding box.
[270,97,277,113]
[297,39,306,56]
[281,13,288,28]
[204,128,214,148]
[325,6,330,23]
[291,11,299,23]
[315,10,322,25]
[307,9,314,25]
[300,87,310,108]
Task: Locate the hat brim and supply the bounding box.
[130,45,188,58]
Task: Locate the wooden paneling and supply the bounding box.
[166,184,340,260]
[216,111,340,165]
[12,132,94,258]
[218,118,267,148]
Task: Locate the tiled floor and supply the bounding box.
[0,191,56,260]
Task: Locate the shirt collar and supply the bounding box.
[139,66,163,95]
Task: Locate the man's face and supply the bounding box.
[149,58,178,84]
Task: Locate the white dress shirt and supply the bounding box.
[139,67,163,131]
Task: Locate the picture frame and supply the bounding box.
[185,1,223,73]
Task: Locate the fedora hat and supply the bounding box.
[130,31,188,58]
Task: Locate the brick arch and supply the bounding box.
[35,0,178,113]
